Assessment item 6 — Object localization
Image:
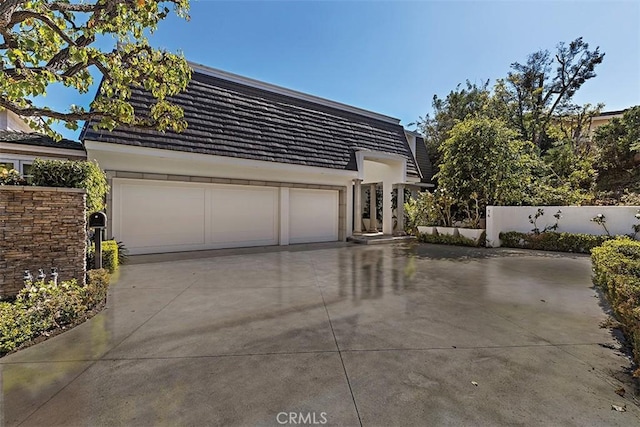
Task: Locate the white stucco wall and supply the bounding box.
[88,144,356,187]
[86,141,356,247]
[486,205,640,247]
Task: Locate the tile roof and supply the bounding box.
[82,70,419,177]
[0,131,85,151]
[596,109,627,117]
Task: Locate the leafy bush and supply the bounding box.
[84,270,112,309]
[115,240,129,266]
[86,239,119,272]
[0,301,34,355]
[0,168,27,185]
[31,159,109,212]
[0,270,111,356]
[500,231,611,254]
[592,238,640,375]
[404,191,439,233]
[418,231,485,247]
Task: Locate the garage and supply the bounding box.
[289,188,339,244]
[111,178,338,254]
[83,64,421,250]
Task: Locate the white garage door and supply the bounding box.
[112,179,340,254]
[113,179,279,254]
[289,188,339,244]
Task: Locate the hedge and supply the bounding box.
[0,269,111,356]
[592,238,640,375]
[499,231,612,254]
[86,240,119,273]
[31,159,109,213]
[419,232,485,247]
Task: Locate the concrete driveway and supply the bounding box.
[2,243,639,426]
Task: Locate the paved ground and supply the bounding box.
[2,243,639,426]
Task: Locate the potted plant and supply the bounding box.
[434,188,458,236]
[456,192,486,244]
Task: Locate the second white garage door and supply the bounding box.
[112,179,338,254]
[289,188,339,244]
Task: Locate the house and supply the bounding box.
[588,109,626,137]
[81,63,430,255]
[0,110,86,178]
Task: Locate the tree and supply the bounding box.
[593,106,640,190]
[535,103,601,199]
[499,37,604,150]
[437,116,536,210]
[0,0,191,138]
[547,103,603,151]
[415,81,493,174]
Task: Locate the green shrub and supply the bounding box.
[419,231,485,247]
[115,240,129,266]
[86,239,119,272]
[0,270,111,356]
[31,159,109,212]
[592,238,640,375]
[101,240,119,272]
[404,191,439,233]
[0,168,27,185]
[0,301,33,354]
[499,231,611,254]
[84,269,112,309]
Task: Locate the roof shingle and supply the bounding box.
[415,136,434,184]
[0,131,84,151]
[82,71,419,177]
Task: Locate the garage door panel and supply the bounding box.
[114,179,339,254]
[118,183,206,249]
[289,189,338,244]
[211,187,278,245]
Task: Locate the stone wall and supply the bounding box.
[0,186,86,298]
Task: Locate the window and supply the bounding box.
[0,159,33,177]
[0,161,16,170]
[22,163,34,183]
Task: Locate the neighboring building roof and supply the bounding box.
[0,131,85,151]
[414,136,434,184]
[82,66,419,176]
[595,109,627,117]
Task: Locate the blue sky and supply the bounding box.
[51,0,640,139]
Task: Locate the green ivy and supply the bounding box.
[592,238,640,375]
[499,231,611,254]
[31,159,109,213]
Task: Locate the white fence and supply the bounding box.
[485,206,640,247]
